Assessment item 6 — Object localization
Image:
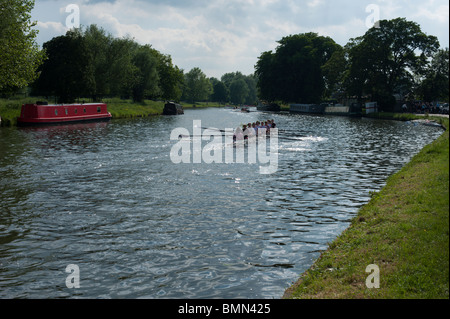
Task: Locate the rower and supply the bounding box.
[233,126,244,141]
[271,119,276,128]
[242,124,249,140]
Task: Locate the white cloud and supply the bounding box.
[31,0,450,78]
[307,0,323,8]
[36,21,68,33]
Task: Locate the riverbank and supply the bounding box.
[0,98,225,126]
[283,116,449,299]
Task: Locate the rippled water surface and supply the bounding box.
[0,108,443,298]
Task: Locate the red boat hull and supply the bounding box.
[17,103,112,126]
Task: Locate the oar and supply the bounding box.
[200,126,230,133]
[178,134,234,139]
[277,136,305,141]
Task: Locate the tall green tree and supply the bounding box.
[211,80,228,104]
[83,24,113,100]
[243,74,257,105]
[345,18,440,110]
[35,30,94,103]
[321,48,347,99]
[183,67,212,104]
[107,37,139,98]
[417,48,449,102]
[255,33,341,103]
[150,49,184,101]
[0,0,46,91]
[229,79,249,105]
[220,72,257,105]
[254,51,277,102]
[131,44,159,102]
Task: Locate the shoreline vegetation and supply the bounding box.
[284,116,449,299]
[1,97,447,127]
[0,98,226,126]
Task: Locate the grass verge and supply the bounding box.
[283,117,449,299]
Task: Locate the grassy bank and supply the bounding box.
[284,117,449,299]
[0,97,36,126]
[364,111,435,121]
[104,98,164,118]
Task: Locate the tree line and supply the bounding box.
[31,25,185,103]
[1,1,257,105]
[255,18,448,111]
[2,1,448,110]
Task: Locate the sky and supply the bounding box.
[31,0,449,79]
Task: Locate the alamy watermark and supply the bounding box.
[65,4,80,29]
[65,264,80,289]
[169,120,279,174]
[365,264,380,288]
[365,4,380,29]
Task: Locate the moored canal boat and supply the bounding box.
[17,102,112,126]
[290,103,326,114]
[163,102,184,115]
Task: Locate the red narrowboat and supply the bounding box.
[17,102,112,126]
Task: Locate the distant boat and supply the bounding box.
[324,103,362,117]
[17,102,112,126]
[163,102,184,115]
[290,104,325,114]
[257,103,280,112]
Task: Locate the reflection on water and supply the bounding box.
[0,108,443,298]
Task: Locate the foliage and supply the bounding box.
[210,80,228,104]
[32,24,183,103]
[255,32,341,104]
[150,49,184,102]
[0,0,46,92]
[131,44,159,102]
[218,71,257,105]
[34,30,95,103]
[183,67,212,104]
[345,18,440,111]
[417,48,449,102]
[255,18,444,109]
[229,78,249,105]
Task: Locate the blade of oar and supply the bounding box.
[277,136,306,141]
[201,126,228,133]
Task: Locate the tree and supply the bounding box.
[321,48,347,99]
[229,79,249,105]
[243,74,257,105]
[150,50,184,101]
[0,0,46,92]
[183,67,212,104]
[417,48,449,102]
[131,44,159,102]
[345,18,440,110]
[107,37,140,99]
[220,72,257,105]
[34,30,94,103]
[83,24,113,101]
[211,81,228,104]
[255,33,341,103]
[255,51,277,102]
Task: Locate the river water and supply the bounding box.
[0,108,443,299]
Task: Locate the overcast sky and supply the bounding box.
[31,0,449,79]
